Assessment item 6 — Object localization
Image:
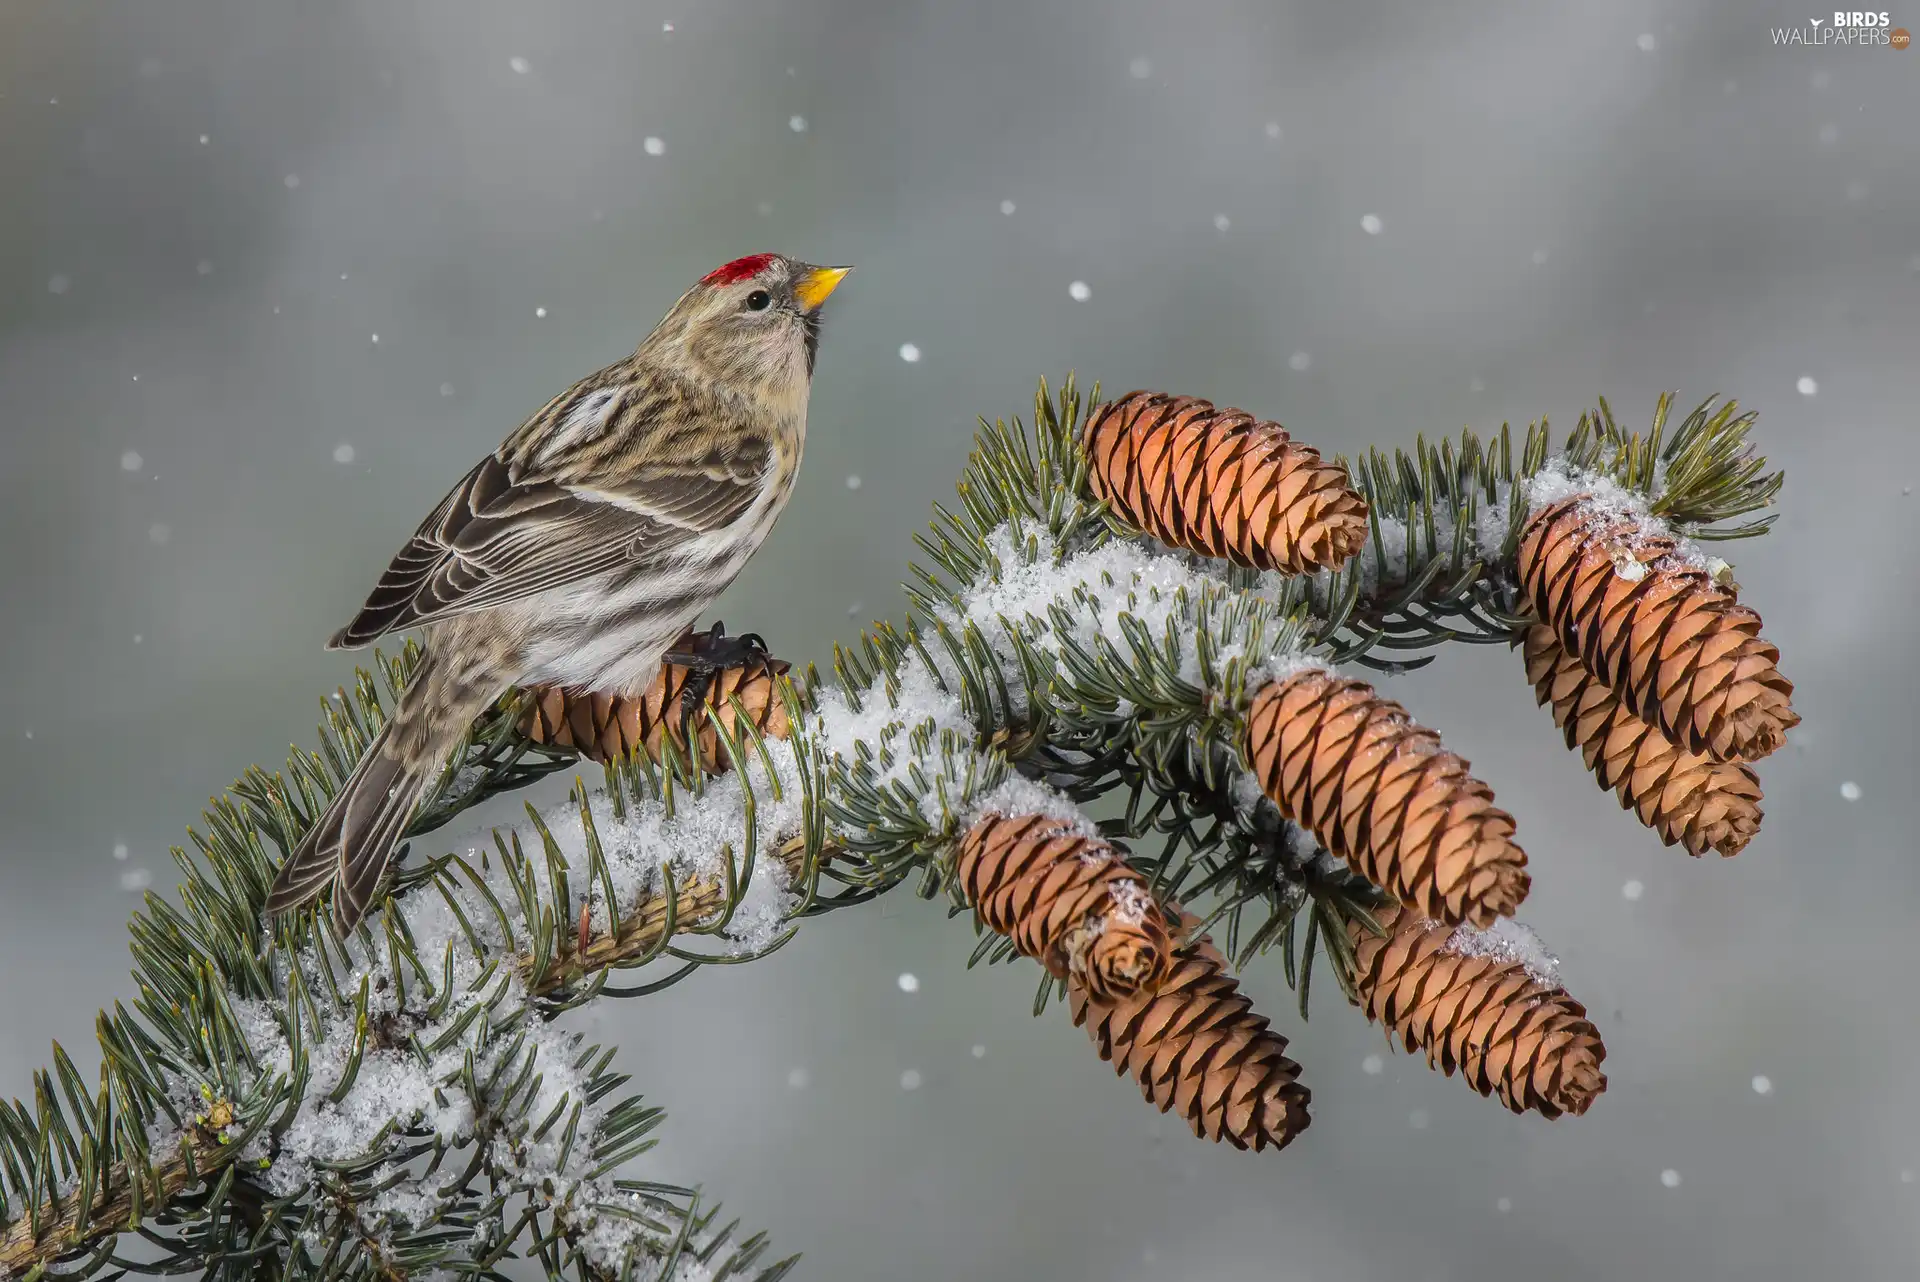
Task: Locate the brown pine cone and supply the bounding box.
[956,812,1175,1004]
[1070,914,1310,1151]
[1349,903,1606,1118]
[519,648,792,771]
[1082,390,1369,574]
[1522,625,1762,857]
[1243,669,1530,927]
[1516,495,1796,763]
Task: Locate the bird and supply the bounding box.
[265,253,850,932]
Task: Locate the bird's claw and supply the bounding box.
[663,621,781,756]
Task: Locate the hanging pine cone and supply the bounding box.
[1243,669,1530,927]
[1082,390,1369,574]
[1349,903,1606,1118]
[1516,495,1796,763]
[956,812,1176,1004]
[518,632,792,771]
[1522,625,1762,857]
[1070,913,1309,1150]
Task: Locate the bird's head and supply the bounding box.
[643,253,851,403]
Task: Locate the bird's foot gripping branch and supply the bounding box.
[1,377,1791,1279]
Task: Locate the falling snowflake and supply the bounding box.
[508,56,530,74]
[1360,213,1383,235]
[1128,56,1153,79]
[1840,781,1861,801]
[1636,32,1658,51]
[788,115,808,133]
[120,450,144,472]
[898,342,921,363]
[1660,1169,1682,1188]
[1531,248,1549,265]
[897,972,920,993]
[1845,180,1869,202]
[1408,1108,1429,1130]
[971,1044,987,1059]
[1212,213,1230,232]
[113,843,129,861]
[845,474,862,490]
[333,443,356,464]
[47,274,71,295]
[1751,1075,1773,1095]
[1264,121,1282,140]
[198,133,210,145]
[370,333,380,344]
[535,307,548,318]
[120,868,152,892]
[662,21,674,32]
[1361,1054,1383,1075]
[787,1067,810,1089]
[899,1070,923,1091]
[439,382,455,397]
[1622,879,1645,901]
[1000,199,1016,215]
[1818,123,1840,144]
[1796,376,1818,396]
[148,523,172,545]
[1288,351,1311,372]
[1068,280,1091,302]
[1495,1197,1512,1213]
[643,136,665,156]
[196,260,213,276]
[283,173,300,189]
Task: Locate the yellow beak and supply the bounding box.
[794,264,852,312]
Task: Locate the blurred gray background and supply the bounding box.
[4,1,1917,1278]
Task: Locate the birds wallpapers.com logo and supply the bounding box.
[1770,12,1911,44]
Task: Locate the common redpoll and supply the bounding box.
[266,253,850,931]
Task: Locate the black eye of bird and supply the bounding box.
[744,289,771,312]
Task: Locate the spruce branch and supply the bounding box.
[1557,393,1782,539]
[2,373,1794,1280]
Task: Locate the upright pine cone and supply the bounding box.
[519,646,791,771]
[1082,390,1369,574]
[1243,669,1530,927]
[1349,903,1606,1118]
[1070,914,1310,1151]
[1522,625,1762,857]
[955,813,1175,1004]
[1516,495,1796,763]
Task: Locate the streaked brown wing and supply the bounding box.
[327,439,769,649]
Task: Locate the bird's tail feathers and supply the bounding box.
[264,721,434,933]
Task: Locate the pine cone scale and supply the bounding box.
[1071,918,1310,1151]
[1521,624,1762,856]
[1245,670,1530,927]
[956,813,1175,1004]
[1082,390,1368,574]
[1516,496,1795,762]
[1350,904,1607,1118]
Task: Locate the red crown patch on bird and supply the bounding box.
[702,253,777,285]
